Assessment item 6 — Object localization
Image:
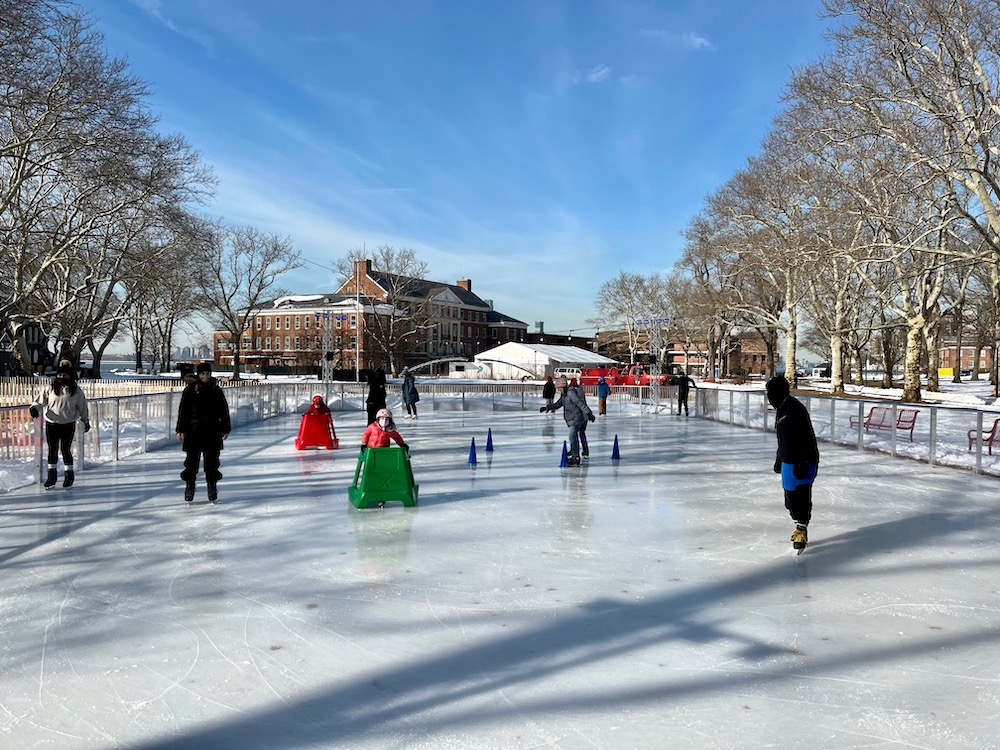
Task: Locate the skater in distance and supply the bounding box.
[401,367,420,419]
[676,371,697,416]
[365,366,388,425]
[766,376,819,551]
[30,364,91,489]
[176,362,231,503]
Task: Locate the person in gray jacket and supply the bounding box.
[540,377,595,465]
[30,364,91,488]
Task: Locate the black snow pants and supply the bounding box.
[784,483,813,526]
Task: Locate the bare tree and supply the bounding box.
[197,223,301,380]
[335,246,437,374]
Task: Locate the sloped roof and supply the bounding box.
[368,271,490,308]
[487,310,528,326]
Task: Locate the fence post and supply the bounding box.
[113,399,120,461]
[141,396,148,453]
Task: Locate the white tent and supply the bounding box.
[474,342,618,380]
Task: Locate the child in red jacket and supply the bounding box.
[360,408,408,454]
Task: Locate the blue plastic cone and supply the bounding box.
[485,428,494,452]
[468,437,477,465]
[559,441,569,467]
[611,434,621,460]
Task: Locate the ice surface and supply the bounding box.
[1,406,998,749]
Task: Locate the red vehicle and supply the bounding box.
[580,364,670,387]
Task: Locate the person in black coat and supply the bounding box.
[365,366,387,425]
[541,375,556,410]
[766,376,819,550]
[676,372,697,416]
[175,362,231,503]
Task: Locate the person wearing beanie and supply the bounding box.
[175,361,231,503]
[540,375,595,466]
[765,376,820,552]
[400,367,420,419]
[542,375,556,411]
[596,376,610,416]
[29,365,91,488]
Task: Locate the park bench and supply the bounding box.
[967,418,1000,456]
[848,406,919,442]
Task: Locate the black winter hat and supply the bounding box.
[765,376,790,407]
[56,364,76,378]
[196,362,213,374]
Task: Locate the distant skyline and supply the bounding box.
[77,0,834,337]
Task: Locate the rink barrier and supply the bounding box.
[3,381,1000,491]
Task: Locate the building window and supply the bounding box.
[255,318,262,330]
[265,337,271,349]
[350,314,357,328]
[265,318,271,330]
[284,336,291,349]
[284,316,291,330]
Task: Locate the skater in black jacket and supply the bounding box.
[365,367,387,425]
[676,372,697,416]
[766,376,819,551]
[176,362,231,503]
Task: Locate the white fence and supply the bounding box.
[2,381,998,493]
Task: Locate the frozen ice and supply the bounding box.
[1,401,998,749]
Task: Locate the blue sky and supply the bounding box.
[77,0,833,337]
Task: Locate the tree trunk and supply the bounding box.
[902,323,923,403]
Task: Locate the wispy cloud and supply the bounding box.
[640,28,716,51]
[586,64,612,83]
[126,0,214,51]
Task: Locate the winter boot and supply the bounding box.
[43,467,58,489]
[791,524,808,550]
[566,455,581,467]
[62,468,74,488]
[184,481,195,503]
[207,482,218,503]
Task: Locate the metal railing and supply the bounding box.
[3,381,998,493]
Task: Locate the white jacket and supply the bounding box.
[32,381,90,426]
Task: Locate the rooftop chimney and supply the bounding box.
[456,278,472,292]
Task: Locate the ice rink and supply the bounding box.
[2,405,999,749]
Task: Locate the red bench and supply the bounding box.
[968,418,1000,455]
[849,406,919,442]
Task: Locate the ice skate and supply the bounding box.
[43,468,58,489]
[791,524,808,551]
[565,455,581,466]
[62,469,74,488]
[207,482,218,503]
[184,482,195,503]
